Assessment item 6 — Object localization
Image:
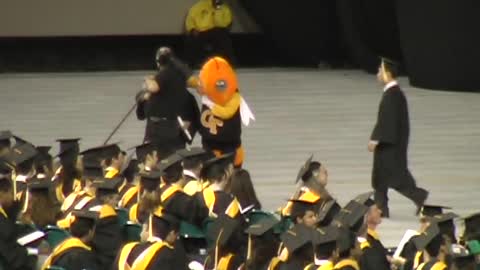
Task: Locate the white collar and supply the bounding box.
[314,256,331,266]
[183,170,198,180]
[15,175,28,182]
[148,236,163,243]
[383,80,398,92]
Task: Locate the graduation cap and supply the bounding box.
[13,135,29,146]
[208,214,240,249]
[290,199,319,221]
[92,177,122,197]
[463,213,480,240]
[83,164,104,180]
[336,227,357,253]
[296,155,313,183]
[56,138,80,157]
[200,153,234,179]
[27,180,53,194]
[80,143,121,163]
[70,210,98,236]
[133,142,155,163]
[318,200,342,226]
[333,201,368,234]
[313,225,339,246]
[139,169,162,192]
[245,215,280,236]
[353,191,375,207]
[34,146,52,168]
[280,223,314,254]
[177,147,207,160]
[157,153,184,174]
[413,223,441,250]
[0,130,13,148]
[380,57,399,75]
[420,205,452,217]
[427,212,459,242]
[3,143,38,167]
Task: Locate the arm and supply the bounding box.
[370,92,399,145]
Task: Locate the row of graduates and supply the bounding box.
[0,130,480,270]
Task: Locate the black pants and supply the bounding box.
[374,179,428,215]
[184,28,235,67]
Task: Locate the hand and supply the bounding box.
[368,141,378,152]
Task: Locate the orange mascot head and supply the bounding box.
[199,56,238,106]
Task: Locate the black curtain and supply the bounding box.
[395,0,480,92]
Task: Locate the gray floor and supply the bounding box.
[1,68,479,246]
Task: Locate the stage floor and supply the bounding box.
[1,68,479,246]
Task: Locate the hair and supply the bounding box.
[155,47,173,67]
[383,60,399,78]
[302,162,321,182]
[152,216,180,240]
[425,234,446,257]
[17,158,35,175]
[162,163,183,185]
[315,241,337,260]
[182,156,203,171]
[70,218,95,238]
[229,169,261,210]
[292,242,315,266]
[201,162,229,183]
[29,192,60,228]
[138,191,161,223]
[245,232,280,270]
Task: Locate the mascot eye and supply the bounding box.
[215,79,228,92]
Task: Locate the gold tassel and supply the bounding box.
[246,234,252,261]
[215,229,224,270]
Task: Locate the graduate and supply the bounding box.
[114,209,185,270]
[413,223,449,270]
[368,58,429,218]
[0,176,38,270]
[333,228,360,270]
[53,138,83,203]
[244,215,282,270]
[304,226,339,270]
[196,56,255,167]
[34,145,53,179]
[277,223,316,270]
[177,147,212,196]
[41,210,99,270]
[282,155,331,217]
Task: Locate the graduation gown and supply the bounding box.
[200,187,240,219]
[158,184,208,225]
[89,204,122,269]
[333,258,360,270]
[113,241,179,270]
[360,230,390,270]
[371,84,415,190]
[400,235,422,270]
[0,205,37,270]
[416,259,447,270]
[41,237,97,270]
[278,257,310,270]
[119,186,139,209]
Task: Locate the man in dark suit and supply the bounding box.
[368,58,429,218]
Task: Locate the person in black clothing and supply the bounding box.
[368,58,428,218]
[136,47,200,152]
[0,177,37,270]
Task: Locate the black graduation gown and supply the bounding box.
[400,236,421,270]
[360,232,390,270]
[0,206,37,270]
[333,258,360,270]
[159,184,208,226]
[89,204,122,269]
[371,85,415,190]
[279,257,309,270]
[113,242,179,270]
[52,247,98,270]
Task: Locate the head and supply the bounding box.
[377,59,398,84]
[97,192,119,207]
[150,214,180,245]
[303,162,328,187]
[0,179,14,208]
[292,204,318,228]
[246,232,280,269]
[366,204,383,227]
[182,156,204,177]
[16,158,35,176]
[202,158,234,190]
[70,217,96,243]
[105,150,125,170]
[425,234,448,258]
[315,241,337,261]
[228,169,261,209]
[28,192,60,228]
[162,163,184,186]
[155,47,173,68]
